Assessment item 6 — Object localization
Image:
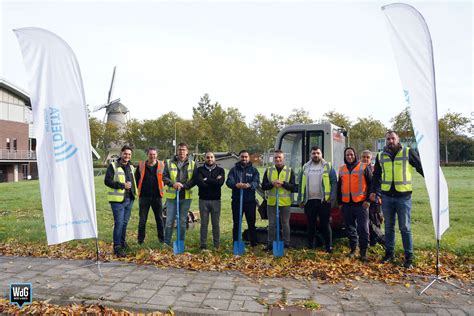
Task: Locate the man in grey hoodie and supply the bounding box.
[299,146,337,252]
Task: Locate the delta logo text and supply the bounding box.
[10,283,32,308]
[44,107,78,162]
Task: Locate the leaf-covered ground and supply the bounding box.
[0,241,471,284]
[0,298,169,315]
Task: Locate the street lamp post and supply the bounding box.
[174,121,177,156]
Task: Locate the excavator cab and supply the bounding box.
[262,123,346,230]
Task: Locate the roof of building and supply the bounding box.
[0,78,31,108]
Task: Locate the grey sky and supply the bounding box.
[1,0,472,126]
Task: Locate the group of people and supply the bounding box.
[104,131,423,269]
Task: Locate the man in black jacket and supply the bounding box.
[135,147,165,244]
[226,150,260,247]
[104,145,137,257]
[195,152,225,249]
[370,131,423,268]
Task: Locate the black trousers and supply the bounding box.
[232,200,257,246]
[342,203,369,252]
[138,196,164,243]
[304,199,332,250]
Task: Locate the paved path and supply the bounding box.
[1,255,472,315]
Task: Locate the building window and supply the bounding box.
[13,139,17,151]
[6,138,10,151]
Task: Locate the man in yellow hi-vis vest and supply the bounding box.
[162,143,196,246]
[261,150,297,251]
[299,146,337,252]
[104,145,138,257]
[370,131,423,269]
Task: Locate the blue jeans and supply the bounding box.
[164,199,191,245]
[111,198,134,249]
[382,194,413,258]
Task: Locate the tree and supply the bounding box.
[439,111,470,163]
[445,135,474,162]
[123,118,144,149]
[390,107,413,138]
[141,112,181,158]
[193,93,216,119]
[89,117,105,148]
[224,107,252,153]
[285,108,313,126]
[323,110,352,130]
[102,122,121,151]
[350,116,387,153]
[250,113,284,153]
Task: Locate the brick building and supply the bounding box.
[0,78,37,182]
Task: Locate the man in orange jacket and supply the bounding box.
[135,147,165,244]
[337,147,372,262]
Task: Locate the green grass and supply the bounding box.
[0,167,472,256]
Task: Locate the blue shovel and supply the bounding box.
[173,190,185,254]
[273,190,284,257]
[233,188,245,256]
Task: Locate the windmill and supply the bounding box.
[93,66,130,163]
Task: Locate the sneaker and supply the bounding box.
[264,245,273,252]
[326,247,334,254]
[138,240,144,245]
[381,253,394,263]
[348,248,357,258]
[359,255,368,263]
[114,247,126,258]
[200,245,207,250]
[403,257,414,269]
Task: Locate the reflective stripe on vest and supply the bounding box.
[137,160,165,198]
[164,159,195,199]
[378,147,413,192]
[300,162,331,203]
[107,162,138,202]
[339,162,367,203]
[267,165,292,207]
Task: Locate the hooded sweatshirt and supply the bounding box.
[337,147,372,205]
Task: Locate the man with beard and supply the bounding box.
[337,147,372,262]
[299,146,337,252]
[104,145,138,257]
[195,151,225,250]
[226,150,260,247]
[370,131,423,268]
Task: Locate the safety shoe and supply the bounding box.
[381,253,395,263]
[359,249,368,263]
[114,247,126,258]
[326,247,334,254]
[348,248,357,258]
[403,257,414,269]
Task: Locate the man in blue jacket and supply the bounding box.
[226,150,260,247]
